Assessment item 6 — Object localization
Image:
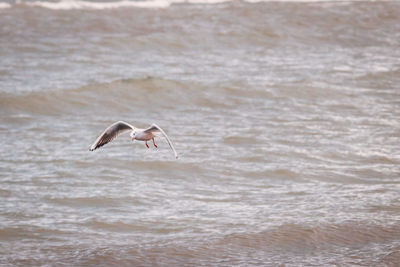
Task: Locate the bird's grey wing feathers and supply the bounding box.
[90,121,134,151]
[143,125,160,134]
[143,124,178,159]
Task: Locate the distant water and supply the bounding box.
[1,0,400,266]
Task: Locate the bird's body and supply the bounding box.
[133,128,156,141]
[89,121,178,159]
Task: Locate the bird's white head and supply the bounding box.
[130,130,136,141]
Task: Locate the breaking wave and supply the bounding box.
[0,0,385,10]
[0,77,228,115]
[0,2,11,8]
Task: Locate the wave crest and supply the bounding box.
[3,0,377,10]
[0,77,219,115]
[0,2,11,8]
[20,0,170,9]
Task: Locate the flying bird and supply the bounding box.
[89,121,178,159]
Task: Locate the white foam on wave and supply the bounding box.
[23,0,234,10]
[23,0,171,10]
[15,0,386,10]
[0,2,12,8]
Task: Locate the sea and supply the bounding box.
[0,0,400,265]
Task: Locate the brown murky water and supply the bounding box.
[1,0,400,265]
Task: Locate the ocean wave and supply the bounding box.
[220,222,400,250]
[15,0,229,10]
[2,0,385,10]
[0,77,224,115]
[0,2,11,8]
[22,0,170,9]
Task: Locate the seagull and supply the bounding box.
[89,121,178,159]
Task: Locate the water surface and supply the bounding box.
[1,0,400,265]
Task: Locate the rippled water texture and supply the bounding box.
[1,1,400,266]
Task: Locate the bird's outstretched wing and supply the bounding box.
[144,124,178,159]
[90,121,134,151]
